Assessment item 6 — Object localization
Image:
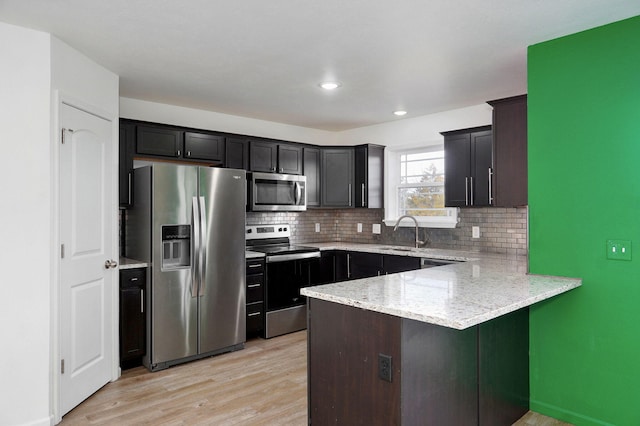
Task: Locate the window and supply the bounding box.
[384,147,458,228]
[398,150,446,216]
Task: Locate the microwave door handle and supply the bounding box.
[295,181,301,205]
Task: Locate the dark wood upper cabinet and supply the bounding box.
[278,143,303,175]
[249,140,278,172]
[183,132,224,163]
[442,126,493,207]
[136,125,183,158]
[488,94,528,207]
[249,140,302,175]
[355,144,384,209]
[225,137,249,170]
[303,147,321,207]
[321,148,355,208]
[119,120,135,207]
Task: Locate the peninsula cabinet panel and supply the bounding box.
[478,307,529,426]
[308,299,402,425]
[488,95,528,207]
[401,319,478,425]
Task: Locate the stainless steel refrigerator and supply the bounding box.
[126,164,246,371]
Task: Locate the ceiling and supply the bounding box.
[1,1,639,131]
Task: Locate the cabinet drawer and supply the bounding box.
[120,268,145,288]
[246,259,264,274]
[246,275,263,304]
[247,302,264,334]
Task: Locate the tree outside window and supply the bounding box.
[398,150,447,217]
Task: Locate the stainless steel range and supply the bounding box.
[246,224,320,338]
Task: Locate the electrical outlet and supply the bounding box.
[607,239,632,261]
[472,226,480,239]
[315,223,320,233]
[372,224,381,234]
[357,223,363,233]
[378,353,392,382]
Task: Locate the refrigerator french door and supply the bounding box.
[127,164,246,371]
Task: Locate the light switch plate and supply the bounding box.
[315,223,320,233]
[607,239,632,261]
[372,224,381,234]
[357,223,363,233]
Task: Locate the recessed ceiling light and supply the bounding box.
[320,81,341,90]
[394,110,407,116]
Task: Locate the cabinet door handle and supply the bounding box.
[176,150,181,157]
[465,177,469,206]
[248,312,261,317]
[347,253,351,278]
[140,289,144,313]
[128,172,132,205]
[348,184,352,207]
[361,183,366,207]
[248,284,261,288]
[187,151,191,157]
[488,168,493,205]
[279,167,283,173]
[248,264,261,268]
[470,176,474,205]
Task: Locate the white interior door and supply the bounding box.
[59,102,115,416]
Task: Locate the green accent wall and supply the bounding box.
[528,15,640,425]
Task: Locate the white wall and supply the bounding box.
[120,97,492,150]
[120,97,336,145]
[332,104,493,149]
[0,22,53,426]
[50,35,120,424]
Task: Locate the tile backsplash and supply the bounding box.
[122,207,527,256]
[247,206,528,255]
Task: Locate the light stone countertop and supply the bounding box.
[246,250,266,259]
[300,243,581,330]
[119,257,148,270]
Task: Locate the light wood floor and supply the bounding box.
[61,330,571,425]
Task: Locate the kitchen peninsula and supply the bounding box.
[301,245,581,425]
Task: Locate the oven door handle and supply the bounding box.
[266,252,321,263]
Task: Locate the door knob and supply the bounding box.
[104,259,118,269]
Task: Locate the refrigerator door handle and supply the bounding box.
[198,196,207,297]
[191,197,201,298]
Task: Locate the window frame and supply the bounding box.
[384,146,459,228]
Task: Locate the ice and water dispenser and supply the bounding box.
[161,225,191,270]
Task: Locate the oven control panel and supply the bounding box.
[246,224,291,240]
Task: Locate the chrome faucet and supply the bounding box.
[393,215,424,248]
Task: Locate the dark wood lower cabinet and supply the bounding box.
[307,298,529,425]
[119,268,146,370]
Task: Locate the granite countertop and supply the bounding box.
[246,250,266,259]
[300,243,581,330]
[119,257,148,270]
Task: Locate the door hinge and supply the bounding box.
[61,359,65,374]
[61,244,65,259]
[61,128,74,144]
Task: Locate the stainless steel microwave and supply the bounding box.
[247,172,307,211]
